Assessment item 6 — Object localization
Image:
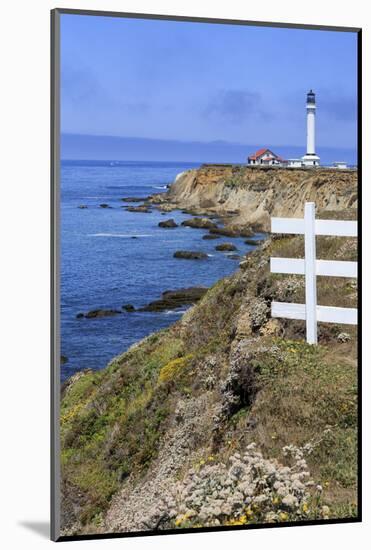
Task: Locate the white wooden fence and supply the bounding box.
[270,202,357,344]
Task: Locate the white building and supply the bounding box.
[287,159,303,168]
[333,161,348,169]
[247,148,287,166]
[301,90,320,167]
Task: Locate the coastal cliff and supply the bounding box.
[60,176,358,535]
[156,165,357,231]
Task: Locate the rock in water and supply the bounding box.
[99,203,112,209]
[173,250,208,260]
[121,196,148,202]
[181,217,218,229]
[125,205,152,213]
[158,219,178,228]
[202,234,221,240]
[122,304,135,312]
[156,204,175,212]
[78,309,122,319]
[140,287,208,311]
[215,243,237,251]
[209,226,253,238]
[244,238,264,246]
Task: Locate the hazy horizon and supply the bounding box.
[61,132,357,166]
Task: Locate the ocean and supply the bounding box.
[60,160,263,381]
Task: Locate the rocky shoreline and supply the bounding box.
[71,164,357,334]
[61,217,358,535]
[61,164,358,535]
[76,287,209,318]
[148,165,358,231]
[76,165,357,236]
[72,164,358,328]
[74,183,267,319]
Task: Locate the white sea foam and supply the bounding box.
[89,233,152,238]
[174,171,185,182]
[153,185,167,189]
[163,308,187,315]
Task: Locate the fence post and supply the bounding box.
[304,202,317,344]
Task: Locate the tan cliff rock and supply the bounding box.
[156,165,357,231]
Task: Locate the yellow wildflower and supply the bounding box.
[238,515,247,524]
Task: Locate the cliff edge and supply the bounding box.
[157,165,357,231]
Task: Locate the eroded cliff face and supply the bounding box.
[163,166,357,230]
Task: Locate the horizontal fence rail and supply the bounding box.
[270,202,358,344]
[271,302,358,325]
[271,217,357,237]
[271,258,358,278]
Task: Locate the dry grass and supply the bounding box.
[223,336,357,519]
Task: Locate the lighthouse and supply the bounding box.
[301,90,320,167]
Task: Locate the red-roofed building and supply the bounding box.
[247,148,287,166]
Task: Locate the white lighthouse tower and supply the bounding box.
[302,90,320,167]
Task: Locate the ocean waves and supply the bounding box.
[88,233,152,238]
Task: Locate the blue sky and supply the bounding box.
[61,14,358,160]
